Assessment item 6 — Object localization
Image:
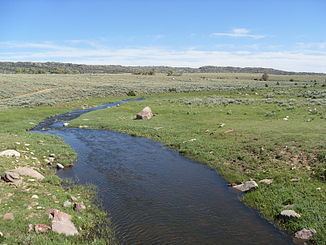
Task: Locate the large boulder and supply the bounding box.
[233,180,258,192]
[11,167,45,181]
[136,106,153,120]
[0,150,20,158]
[48,209,79,236]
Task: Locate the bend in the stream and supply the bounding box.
[32,99,294,244]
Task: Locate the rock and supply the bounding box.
[233,180,258,192]
[63,122,69,127]
[0,150,20,158]
[290,178,300,182]
[11,167,45,181]
[3,171,20,182]
[294,228,316,240]
[48,209,79,236]
[56,163,64,170]
[31,195,39,199]
[74,202,86,212]
[136,106,153,120]
[2,171,22,186]
[48,157,55,163]
[49,153,56,158]
[280,210,301,218]
[3,212,14,221]
[0,231,3,237]
[34,224,51,233]
[70,195,78,202]
[63,200,72,208]
[28,224,34,232]
[259,179,273,185]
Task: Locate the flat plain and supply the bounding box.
[0,73,325,244]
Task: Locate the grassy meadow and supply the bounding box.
[0,98,121,244]
[0,72,325,244]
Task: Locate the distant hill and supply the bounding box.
[0,61,324,75]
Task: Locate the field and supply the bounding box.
[0,73,325,244]
[1,73,325,108]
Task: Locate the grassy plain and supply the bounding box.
[0,73,325,244]
[68,75,325,243]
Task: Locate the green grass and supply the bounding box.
[0,97,127,244]
[0,73,325,243]
[70,88,326,244]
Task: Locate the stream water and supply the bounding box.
[33,99,293,244]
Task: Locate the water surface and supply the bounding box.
[34,100,293,244]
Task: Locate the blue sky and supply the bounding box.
[1,0,326,72]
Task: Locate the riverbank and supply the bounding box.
[0,98,124,244]
[70,89,326,244]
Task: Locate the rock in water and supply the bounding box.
[0,150,20,158]
[56,163,64,170]
[233,180,258,192]
[295,228,316,240]
[280,210,301,218]
[11,167,45,181]
[48,209,79,236]
[136,106,153,120]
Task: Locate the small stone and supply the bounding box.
[294,228,316,240]
[0,149,20,158]
[34,224,51,233]
[290,178,300,182]
[63,200,72,208]
[259,179,273,185]
[316,187,321,191]
[63,122,69,127]
[0,231,3,237]
[3,212,14,221]
[28,224,34,232]
[233,180,258,192]
[70,195,78,202]
[49,153,56,158]
[56,163,64,169]
[31,195,39,199]
[74,202,86,212]
[48,157,55,163]
[280,210,301,218]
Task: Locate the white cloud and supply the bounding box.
[211,28,265,39]
[296,42,326,50]
[0,41,326,72]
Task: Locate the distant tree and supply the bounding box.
[261,72,269,81]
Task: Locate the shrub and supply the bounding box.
[127,91,136,96]
[261,72,269,81]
